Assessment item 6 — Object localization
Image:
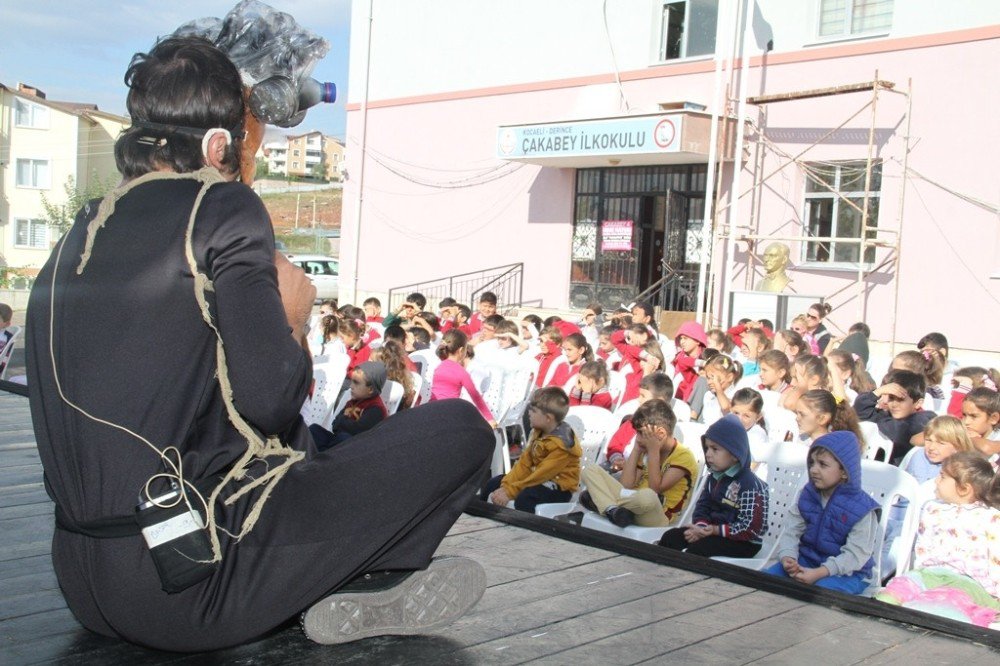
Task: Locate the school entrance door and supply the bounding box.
[569,165,708,312]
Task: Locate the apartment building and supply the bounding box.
[0,83,127,274]
[264,131,345,180]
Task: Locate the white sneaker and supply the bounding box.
[302,556,487,645]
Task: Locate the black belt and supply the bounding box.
[53,474,226,539]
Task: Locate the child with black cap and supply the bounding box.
[309,361,389,450]
[658,414,769,557]
[763,431,880,594]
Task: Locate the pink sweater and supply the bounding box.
[430,359,494,422]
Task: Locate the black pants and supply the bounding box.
[53,400,494,652]
[480,473,572,513]
[658,528,762,558]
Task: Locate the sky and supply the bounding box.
[0,0,352,140]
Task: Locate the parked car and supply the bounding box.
[287,254,339,301]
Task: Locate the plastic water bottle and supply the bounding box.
[249,77,337,127]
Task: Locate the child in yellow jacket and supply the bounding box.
[481,387,582,513]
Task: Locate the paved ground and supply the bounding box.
[2,390,998,664]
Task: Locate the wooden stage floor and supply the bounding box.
[2,390,998,664]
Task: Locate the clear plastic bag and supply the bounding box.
[170,0,330,87]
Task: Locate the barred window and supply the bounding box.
[803,160,881,265]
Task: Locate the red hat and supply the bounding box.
[553,320,582,338]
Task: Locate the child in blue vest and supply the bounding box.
[764,431,880,594]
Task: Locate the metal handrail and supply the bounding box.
[387,263,524,311]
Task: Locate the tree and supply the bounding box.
[310,161,328,182]
[40,175,116,235]
[255,157,270,179]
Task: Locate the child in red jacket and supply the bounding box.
[569,361,613,409]
[672,321,707,402]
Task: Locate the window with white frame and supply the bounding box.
[15,99,49,128]
[15,158,50,189]
[803,160,881,265]
[818,0,893,38]
[660,0,718,61]
[14,218,50,249]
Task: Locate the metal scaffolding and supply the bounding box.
[703,73,913,353]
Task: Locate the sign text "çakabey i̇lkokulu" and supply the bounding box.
[496,114,683,159]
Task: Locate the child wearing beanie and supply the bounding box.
[309,361,389,450]
[763,431,880,594]
[659,415,769,558]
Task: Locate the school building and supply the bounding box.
[340,1,1000,352]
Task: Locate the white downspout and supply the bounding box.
[350,0,374,304]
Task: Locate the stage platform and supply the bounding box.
[2,389,998,664]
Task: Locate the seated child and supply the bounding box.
[620,341,665,405]
[535,326,565,388]
[736,327,770,381]
[481,387,582,513]
[892,349,946,402]
[430,329,495,426]
[573,399,699,528]
[338,318,371,379]
[568,360,612,409]
[363,296,383,323]
[827,349,875,406]
[881,415,976,572]
[370,341,415,410]
[854,369,936,463]
[604,373,674,472]
[763,431,879,594]
[877,452,1000,626]
[959,387,1000,461]
[947,366,1000,418]
[308,361,388,451]
[596,325,623,371]
[706,328,735,356]
[559,332,594,391]
[795,389,865,449]
[730,388,768,450]
[671,321,708,402]
[659,414,769,558]
[757,349,800,416]
[774,329,807,363]
[686,348,720,420]
[698,355,742,424]
[467,290,498,335]
[1,302,14,342]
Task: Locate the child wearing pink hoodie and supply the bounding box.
[672,321,708,403]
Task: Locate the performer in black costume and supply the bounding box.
[26,37,492,651]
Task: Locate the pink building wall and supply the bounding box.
[342,28,1000,351]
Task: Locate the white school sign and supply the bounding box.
[497,113,684,161]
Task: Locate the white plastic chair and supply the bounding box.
[299,353,350,429]
[858,460,923,590]
[540,355,569,387]
[492,366,538,476]
[671,399,692,422]
[613,398,639,421]
[713,444,809,569]
[564,406,621,464]
[0,326,21,380]
[579,456,707,544]
[381,379,404,416]
[608,371,628,411]
[674,421,708,448]
[409,371,423,408]
[859,421,893,462]
[765,406,799,443]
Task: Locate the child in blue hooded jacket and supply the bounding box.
[659,415,769,558]
[764,431,880,594]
